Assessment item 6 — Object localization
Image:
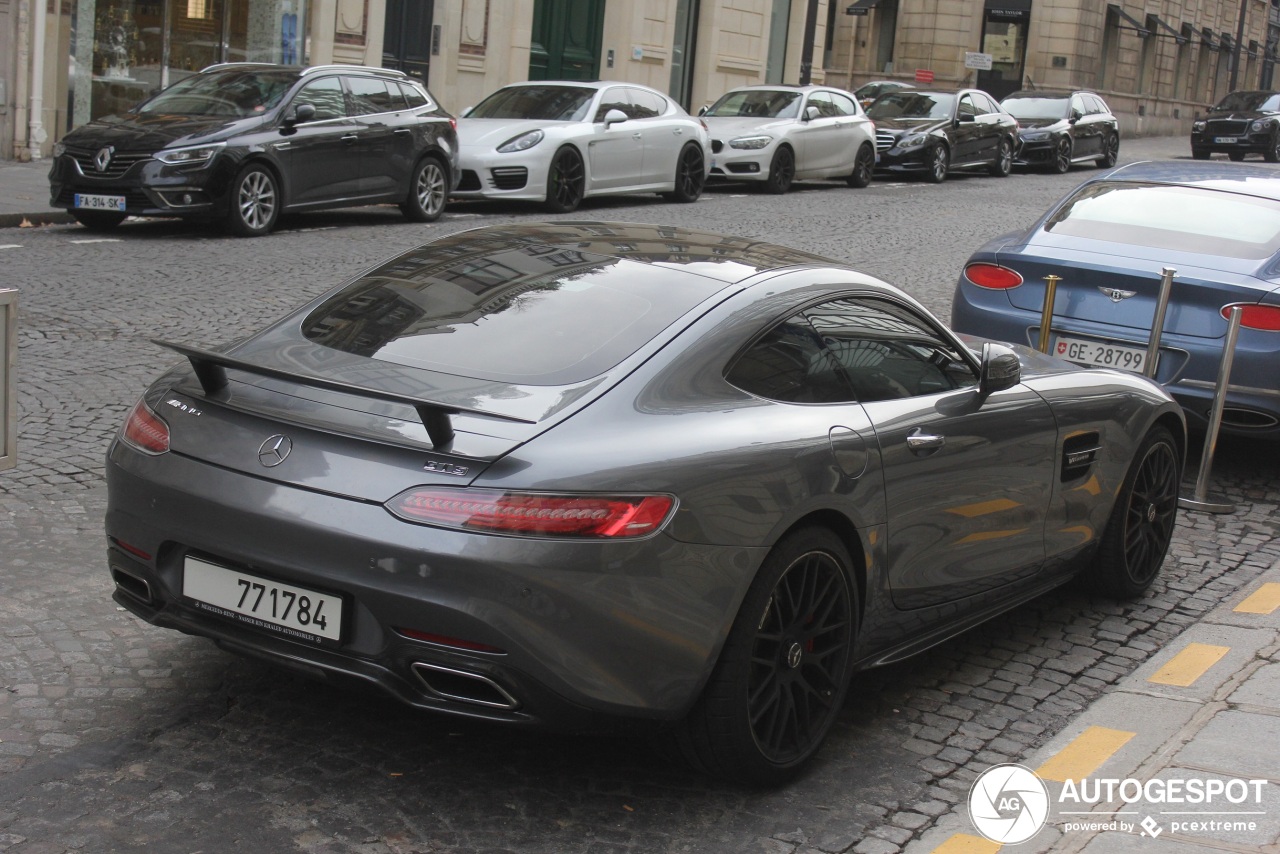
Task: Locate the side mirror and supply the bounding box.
[460,105,473,118]
[979,342,1021,396]
[957,113,976,124]
[1070,109,1083,122]
[803,105,820,121]
[697,105,709,117]
[603,108,628,126]
[283,103,315,127]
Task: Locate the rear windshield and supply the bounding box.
[1002,96,1068,120]
[468,85,595,121]
[139,70,297,117]
[1044,181,1280,259]
[300,247,725,385]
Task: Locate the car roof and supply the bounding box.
[724,84,837,93]
[1003,90,1084,99]
[1100,161,1280,201]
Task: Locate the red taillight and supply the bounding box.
[111,537,153,561]
[449,117,457,132]
[395,628,506,654]
[386,488,675,539]
[1221,303,1280,331]
[121,398,170,454]
[964,263,1025,290]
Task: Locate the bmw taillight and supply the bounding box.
[964,263,1025,290]
[386,488,675,539]
[1221,303,1280,331]
[121,398,170,455]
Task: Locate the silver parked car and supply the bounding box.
[701,84,877,193]
[452,81,708,212]
[107,222,1184,784]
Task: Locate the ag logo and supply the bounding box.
[968,763,1050,844]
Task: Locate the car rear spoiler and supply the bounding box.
[152,339,535,449]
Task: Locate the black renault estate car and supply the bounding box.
[49,64,458,236]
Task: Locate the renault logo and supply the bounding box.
[258,435,292,467]
[94,146,115,172]
[1099,286,1137,303]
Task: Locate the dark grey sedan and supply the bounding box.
[106,223,1184,783]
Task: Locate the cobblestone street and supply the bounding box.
[1,136,1277,854]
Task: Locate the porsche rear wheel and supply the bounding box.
[1084,426,1180,599]
[676,527,858,785]
[665,143,706,203]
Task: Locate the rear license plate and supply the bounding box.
[74,193,126,211]
[1053,335,1147,373]
[1213,136,1239,144]
[183,556,343,642]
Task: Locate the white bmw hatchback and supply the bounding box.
[453,80,709,213]
[701,84,876,193]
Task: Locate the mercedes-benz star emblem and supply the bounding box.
[94,146,115,172]
[257,435,292,467]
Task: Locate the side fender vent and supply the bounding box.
[1062,431,1101,482]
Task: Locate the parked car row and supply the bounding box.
[47,63,1123,235]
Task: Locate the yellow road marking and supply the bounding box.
[1235,583,1280,615]
[1148,643,1230,687]
[931,833,1002,854]
[1036,726,1135,782]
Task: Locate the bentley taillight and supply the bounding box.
[386,488,675,539]
[1221,303,1280,331]
[964,263,1025,290]
[121,398,170,455]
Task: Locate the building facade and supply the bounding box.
[5,0,1278,160]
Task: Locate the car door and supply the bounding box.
[1069,93,1099,158]
[627,87,686,187]
[347,75,413,197]
[793,92,846,172]
[585,86,642,191]
[969,92,1005,165]
[804,296,1057,609]
[280,75,363,206]
[825,91,865,177]
[950,93,986,166]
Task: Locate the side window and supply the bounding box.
[958,95,977,118]
[400,82,429,109]
[803,298,978,402]
[828,92,858,116]
[808,92,838,117]
[1089,95,1110,115]
[293,77,347,121]
[347,77,396,115]
[1070,95,1087,117]
[978,93,1001,114]
[725,314,853,404]
[595,88,630,121]
[626,88,666,119]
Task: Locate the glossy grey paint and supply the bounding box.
[105,222,1184,731]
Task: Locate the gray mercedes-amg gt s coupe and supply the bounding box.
[106,222,1185,784]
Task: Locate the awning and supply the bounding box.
[1107,4,1151,38]
[1220,32,1237,53]
[845,0,882,15]
[1148,14,1188,44]
[1201,27,1220,51]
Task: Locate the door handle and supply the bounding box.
[394,128,412,135]
[906,428,945,453]
[633,132,643,140]
[341,134,359,143]
[672,128,683,135]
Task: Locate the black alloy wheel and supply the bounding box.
[1084,426,1180,599]
[1097,134,1120,168]
[226,163,280,237]
[401,156,448,222]
[544,146,585,213]
[764,146,795,194]
[926,144,949,183]
[72,210,126,231]
[676,527,858,784]
[1052,137,1073,174]
[989,137,1013,177]
[847,143,874,188]
[1266,134,1280,163]
[665,143,706,203]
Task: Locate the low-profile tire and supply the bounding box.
[1191,148,1210,160]
[1266,135,1280,163]
[1227,151,1246,162]
[988,136,1013,177]
[664,143,706,203]
[763,146,795,195]
[72,210,126,231]
[226,163,280,237]
[1097,133,1120,168]
[1051,137,1073,174]
[925,144,949,183]
[400,156,448,222]
[1081,425,1180,599]
[847,143,875,188]
[675,527,859,785]
[544,146,585,213]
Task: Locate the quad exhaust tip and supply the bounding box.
[411,662,520,710]
[110,565,153,604]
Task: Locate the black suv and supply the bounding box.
[1191,90,1280,162]
[49,64,458,236]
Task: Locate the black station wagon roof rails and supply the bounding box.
[152,339,534,449]
[199,62,284,73]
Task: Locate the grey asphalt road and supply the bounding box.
[1,135,1277,854]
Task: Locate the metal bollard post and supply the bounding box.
[1178,305,1242,514]
[1037,275,1061,354]
[0,288,16,472]
[1144,267,1175,380]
